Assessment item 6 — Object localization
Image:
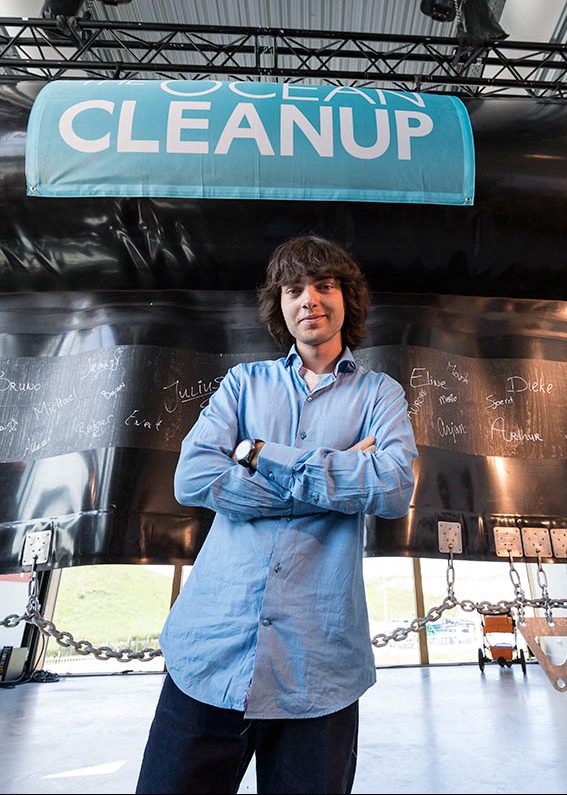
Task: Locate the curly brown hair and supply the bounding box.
[258,235,370,351]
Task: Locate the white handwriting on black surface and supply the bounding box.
[506,375,553,394]
[23,435,50,456]
[101,381,126,400]
[407,388,427,419]
[0,417,18,432]
[447,361,469,384]
[33,388,77,418]
[78,414,114,441]
[485,394,514,410]
[0,371,41,392]
[79,351,122,380]
[437,417,467,443]
[439,393,457,405]
[410,368,448,390]
[490,417,543,443]
[125,410,163,431]
[162,376,224,413]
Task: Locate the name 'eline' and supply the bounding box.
[58,100,434,161]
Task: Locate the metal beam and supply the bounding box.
[0,17,566,98]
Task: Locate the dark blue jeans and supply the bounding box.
[136,674,358,794]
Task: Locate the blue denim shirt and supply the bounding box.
[162,346,417,719]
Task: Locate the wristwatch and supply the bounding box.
[234,438,257,467]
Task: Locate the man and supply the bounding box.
[136,235,417,795]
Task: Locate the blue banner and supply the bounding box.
[26,79,475,205]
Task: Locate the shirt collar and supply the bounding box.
[284,345,357,375]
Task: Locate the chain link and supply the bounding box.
[453,0,465,29]
[507,552,527,625]
[0,613,28,629]
[536,551,554,625]
[446,551,455,596]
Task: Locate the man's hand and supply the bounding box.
[347,435,376,454]
[249,441,265,470]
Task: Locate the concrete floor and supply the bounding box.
[1,662,566,794]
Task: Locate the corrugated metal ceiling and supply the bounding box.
[88,0,567,46]
[84,0,477,86]
[92,0,459,38]
[80,1,566,94]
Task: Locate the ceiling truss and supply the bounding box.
[0,17,566,99]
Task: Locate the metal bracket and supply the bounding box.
[516,618,567,693]
[21,527,53,566]
[438,521,463,554]
[521,527,553,558]
[493,526,523,557]
[550,529,567,559]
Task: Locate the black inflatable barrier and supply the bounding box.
[0,82,565,571]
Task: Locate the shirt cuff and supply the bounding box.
[256,441,304,490]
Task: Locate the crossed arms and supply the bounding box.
[174,365,417,522]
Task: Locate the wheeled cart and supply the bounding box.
[477,612,527,674]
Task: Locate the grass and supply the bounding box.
[47,565,173,656]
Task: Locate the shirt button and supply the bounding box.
[268,471,274,479]
[274,563,282,573]
[299,431,307,440]
[307,396,313,402]
[261,618,272,626]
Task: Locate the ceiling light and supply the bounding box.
[420,0,457,23]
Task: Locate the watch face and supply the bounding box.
[236,439,254,463]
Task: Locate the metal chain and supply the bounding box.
[2,556,566,657]
[373,554,567,649]
[0,558,162,663]
[27,610,163,662]
[372,593,458,647]
[507,551,527,625]
[446,550,456,599]
[453,0,465,29]
[536,551,554,625]
[27,557,41,614]
[0,607,163,662]
[4,588,567,655]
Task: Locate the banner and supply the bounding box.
[26,79,475,205]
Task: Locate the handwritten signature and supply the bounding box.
[162,376,224,413]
